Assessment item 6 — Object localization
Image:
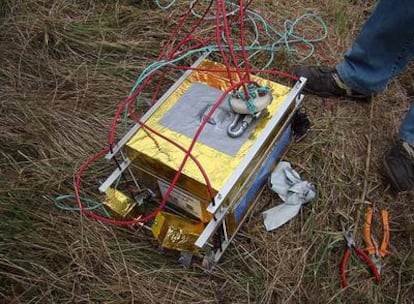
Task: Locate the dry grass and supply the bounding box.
[1,0,414,303]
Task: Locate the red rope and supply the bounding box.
[215,1,236,86]
[239,0,251,81]
[218,0,250,99]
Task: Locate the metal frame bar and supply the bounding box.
[212,116,301,263]
[98,158,132,193]
[206,77,307,215]
[213,187,264,263]
[195,207,228,248]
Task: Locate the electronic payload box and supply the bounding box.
[99,54,306,268]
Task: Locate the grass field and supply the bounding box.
[1,1,414,303]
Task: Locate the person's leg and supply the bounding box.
[296,0,414,98]
[339,1,414,191]
[336,0,414,94]
[296,0,414,191]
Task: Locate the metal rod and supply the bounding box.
[98,158,132,193]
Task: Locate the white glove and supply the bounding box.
[263,161,316,231]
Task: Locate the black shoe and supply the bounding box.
[292,108,310,142]
[383,141,414,192]
[295,66,371,101]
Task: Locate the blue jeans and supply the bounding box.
[335,0,414,144]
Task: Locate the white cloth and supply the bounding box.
[263,161,316,231]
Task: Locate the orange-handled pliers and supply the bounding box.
[363,207,390,258]
[363,207,390,275]
[340,232,381,288]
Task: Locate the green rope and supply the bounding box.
[154,0,176,10]
[229,83,272,114]
[53,194,111,218]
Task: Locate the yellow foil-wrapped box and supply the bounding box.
[152,212,204,253]
[104,188,137,218]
